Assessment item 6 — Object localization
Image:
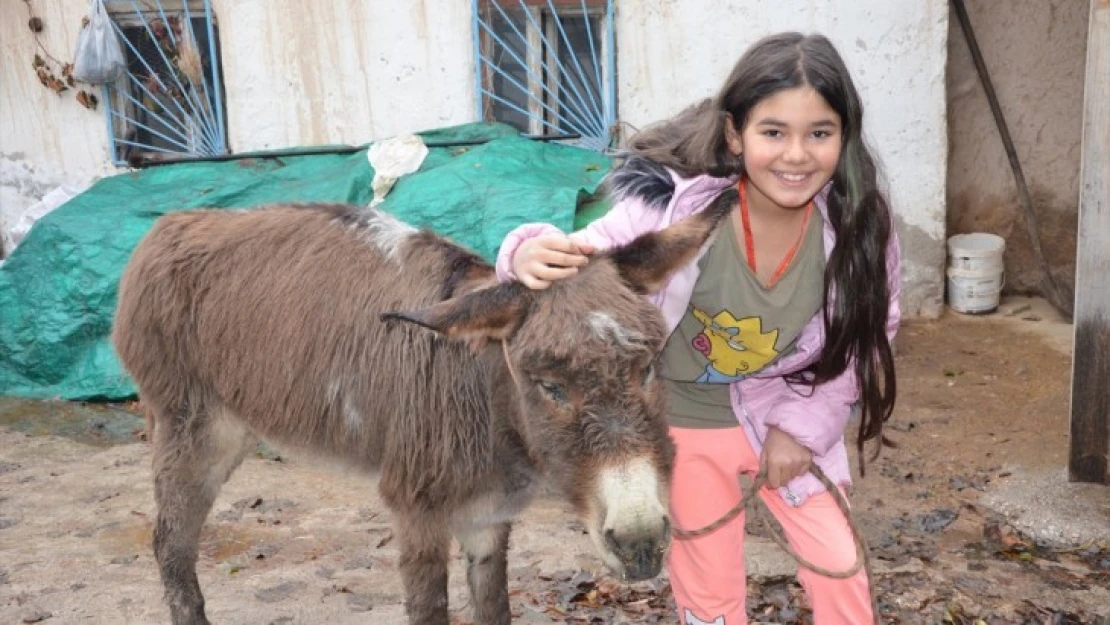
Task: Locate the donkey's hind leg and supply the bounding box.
[149,403,253,625]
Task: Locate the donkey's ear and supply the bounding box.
[608,187,737,294]
[381,282,531,347]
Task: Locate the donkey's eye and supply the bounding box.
[642,364,656,386]
[536,380,567,403]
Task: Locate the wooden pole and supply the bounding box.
[1069,0,1110,485]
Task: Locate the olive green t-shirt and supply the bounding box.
[660,209,826,429]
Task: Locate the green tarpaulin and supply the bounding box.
[0,123,611,400]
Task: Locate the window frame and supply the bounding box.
[101,0,227,167]
[473,0,616,151]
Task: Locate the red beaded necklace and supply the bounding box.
[737,177,814,287]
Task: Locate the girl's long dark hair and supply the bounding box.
[627,32,897,471]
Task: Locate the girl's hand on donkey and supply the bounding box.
[761,427,813,489]
[513,234,595,290]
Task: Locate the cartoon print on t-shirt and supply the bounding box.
[690,307,779,383]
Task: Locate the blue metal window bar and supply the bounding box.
[101,0,226,166]
[473,0,616,153]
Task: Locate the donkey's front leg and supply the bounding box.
[456,522,512,625]
[396,515,452,625]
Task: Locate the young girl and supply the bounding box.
[496,32,899,624]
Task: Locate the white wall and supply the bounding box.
[212,0,475,150]
[1,0,949,317]
[617,0,950,317]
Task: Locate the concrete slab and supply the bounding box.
[980,466,1110,547]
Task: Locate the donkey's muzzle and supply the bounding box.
[604,518,671,581]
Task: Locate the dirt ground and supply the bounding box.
[1,297,1108,625]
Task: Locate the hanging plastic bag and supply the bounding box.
[72,0,127,85]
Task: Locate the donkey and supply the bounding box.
[111,189,736,625]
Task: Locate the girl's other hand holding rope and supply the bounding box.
[761,427,813,489]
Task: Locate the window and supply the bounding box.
[103,0,227,166]
[475,0,615,152]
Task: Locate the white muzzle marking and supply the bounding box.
[589,457,669,572]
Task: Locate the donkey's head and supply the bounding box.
[387,188,736,580]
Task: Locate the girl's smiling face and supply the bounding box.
[726,86,843,211]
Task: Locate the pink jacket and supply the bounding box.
[496,169,902,506]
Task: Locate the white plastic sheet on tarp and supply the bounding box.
[3,184,89,258]
[367,134,429,207]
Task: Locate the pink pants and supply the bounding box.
[667,426,872,625]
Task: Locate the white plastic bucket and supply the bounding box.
[946,233,1005,314]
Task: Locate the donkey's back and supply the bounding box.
[114,204,497,475]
